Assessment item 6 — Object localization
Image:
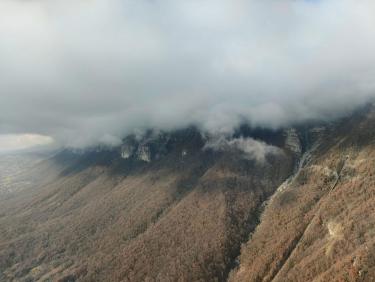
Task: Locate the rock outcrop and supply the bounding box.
[284,128,302,155]
[135,143,152,162]
[120,143,136,159]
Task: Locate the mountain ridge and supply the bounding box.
[1,105,375,281]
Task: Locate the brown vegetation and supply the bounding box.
[2,107,375,282]
[230,106,375,282]
[0,133,294,282]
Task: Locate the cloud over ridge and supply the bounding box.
[1,0,375,147]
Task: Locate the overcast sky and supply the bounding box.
[1,0,375,150]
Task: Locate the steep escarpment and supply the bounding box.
[0,128,296,282]
[230,105,375,282]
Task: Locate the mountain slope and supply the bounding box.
[1,106,375,282]
[230,105,375,282]
[0,129,295,282]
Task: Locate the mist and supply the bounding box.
[1,0,375,148]
[204,136,282,162]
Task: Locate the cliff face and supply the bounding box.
[1,106,375,282]
[283,128,302,156]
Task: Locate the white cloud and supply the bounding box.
[0,0,375,148]
[204,136,281,162]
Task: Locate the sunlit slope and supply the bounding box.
[231,106,375,282]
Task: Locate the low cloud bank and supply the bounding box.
[1,0,375,148]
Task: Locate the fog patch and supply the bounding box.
[204,136,281,162]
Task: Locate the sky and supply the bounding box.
[0,0,375,150]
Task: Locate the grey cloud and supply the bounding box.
[0,0,375,148]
